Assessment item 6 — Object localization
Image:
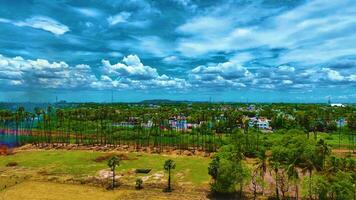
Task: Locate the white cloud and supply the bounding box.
[0,55,96,89]
[2,16,70,35]
[102,55,159,80]
[162,56,178,63]
[100,55,190,89]
[348,74,356,82]
[189,61,253,88]
[74,7,103,17]
[134,36,170,57]
[177,16,232,36]
[282,80,293,85]
[278,65,295,73]
[175,0,356,65]
[322,68,344,81]
[171,0,197,11]
[0,54,190,91]
[107,12,131,26]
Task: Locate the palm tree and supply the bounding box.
[107,156,120,189]
[164,159,176,192]
[301,159,316,200]
[316,139,331,170]
[269,159,280,200]
[287,160,300,199]
[15,106,25,145]
[47,106,53,144]
[255,150,267,195]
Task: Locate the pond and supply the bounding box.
[0,129,32,148]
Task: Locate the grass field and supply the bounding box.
[0,149,211,194]
[0,181,207,200]
[263,131,355,149]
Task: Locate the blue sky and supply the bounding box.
[0,0,355,103]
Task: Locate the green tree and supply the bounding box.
[164,159,175,192]
[208,156,219,184]
[107,156,120,189]
[209,145,249,195]
[255,150,267,195]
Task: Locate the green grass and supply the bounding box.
[0,181,206,200]
[0,150,210,185]
[117,153,210,185]
[0,151,106,177]
[317,132,354,149]
[261,131,354,149]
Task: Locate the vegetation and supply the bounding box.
[107,156,120,189]
[163,159,175,192]
[0,102,355,199]
[209,145,249,195]
[135,178,143,190]
[0,103,354,152]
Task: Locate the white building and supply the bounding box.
[249,117,271,129]
[330,103,345,107]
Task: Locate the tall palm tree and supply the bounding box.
[255,150,267,195]
[47,106,53,144]
[34,107,43,145]
[269,159,280,200]
[107,156,120,189]
[316,139,331,170]
[301,159,316,200]
[15,106,25,145]
[287,160,300,200]
[164,159,176,192]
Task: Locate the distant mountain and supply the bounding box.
[139,99,192,104]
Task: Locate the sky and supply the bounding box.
[0,0,355,103]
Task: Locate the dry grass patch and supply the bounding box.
[0,181,208,200]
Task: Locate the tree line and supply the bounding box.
[0,103,355,153]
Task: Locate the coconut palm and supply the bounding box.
[269,159,281,200]
[255,150,267,195]
[107,156,120,189]
[164,159,176,192]
[316,139,331,170]
[287,160,300,199]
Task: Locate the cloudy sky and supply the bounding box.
[0,0,355,103]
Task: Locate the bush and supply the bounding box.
[209,145,250,194]
[6,162,18,167]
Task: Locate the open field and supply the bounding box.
[1,144,355,199]
[0,181,208,200]
[0,149,211,183]
[0,148,211,199]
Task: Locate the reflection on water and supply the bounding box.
[0,130,31,148]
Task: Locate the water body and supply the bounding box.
[0,129,32,148]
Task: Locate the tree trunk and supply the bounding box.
[295,184,299,200]
[309,170,312,200]
[275,169,279,200]
[112,167,115,189]
[168,168,171,191]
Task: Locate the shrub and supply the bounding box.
[135,178,143,190]
[6,162,18,167]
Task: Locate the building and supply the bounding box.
[249,117,271,129]
[141,120,153,128]
[336,118,347,127]
[168,115,187,130]
[247,105,255,111]
[330,103,345,107]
